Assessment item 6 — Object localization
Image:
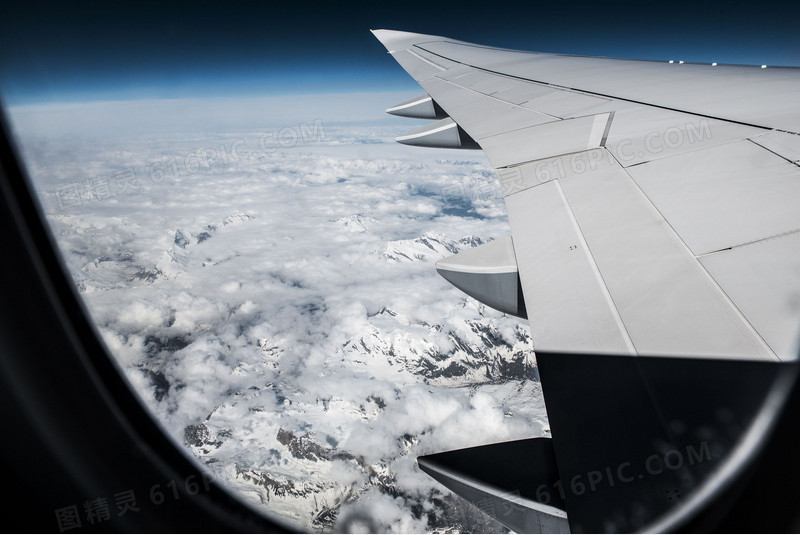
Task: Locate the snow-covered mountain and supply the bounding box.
[12,99,548,533]
[126,229,544,532]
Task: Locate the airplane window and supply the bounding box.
[3,1,799,533]
[1,4,545,533]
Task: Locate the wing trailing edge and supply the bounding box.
[418,353,797,533]
[418,438,569,533]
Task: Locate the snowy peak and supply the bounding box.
[334,213,377,233]
[340,313,536,385]
[382,233,484,263]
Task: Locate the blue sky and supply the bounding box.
[1,0,799,104]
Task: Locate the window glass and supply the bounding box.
[2,11,543,532]
[5,2,797,532]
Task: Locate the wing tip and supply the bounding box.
[370,29,442,52]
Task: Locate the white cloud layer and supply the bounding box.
[10,93,548,533]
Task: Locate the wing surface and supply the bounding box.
[373,29,800,361]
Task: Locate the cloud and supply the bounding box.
[337,489,430,534]
[10,94,547,532]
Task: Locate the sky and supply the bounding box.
[1,0,799,104]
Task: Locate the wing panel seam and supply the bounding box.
[746,137,800,167]
[432,76,560,121]
[697,228,800,258]
[407,49,447,71]
[553,178,638,355]
[414,45,788,134]
[605,151,780,361]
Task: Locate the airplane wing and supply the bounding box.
[372,29,800,533]
[373,28,800,361]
